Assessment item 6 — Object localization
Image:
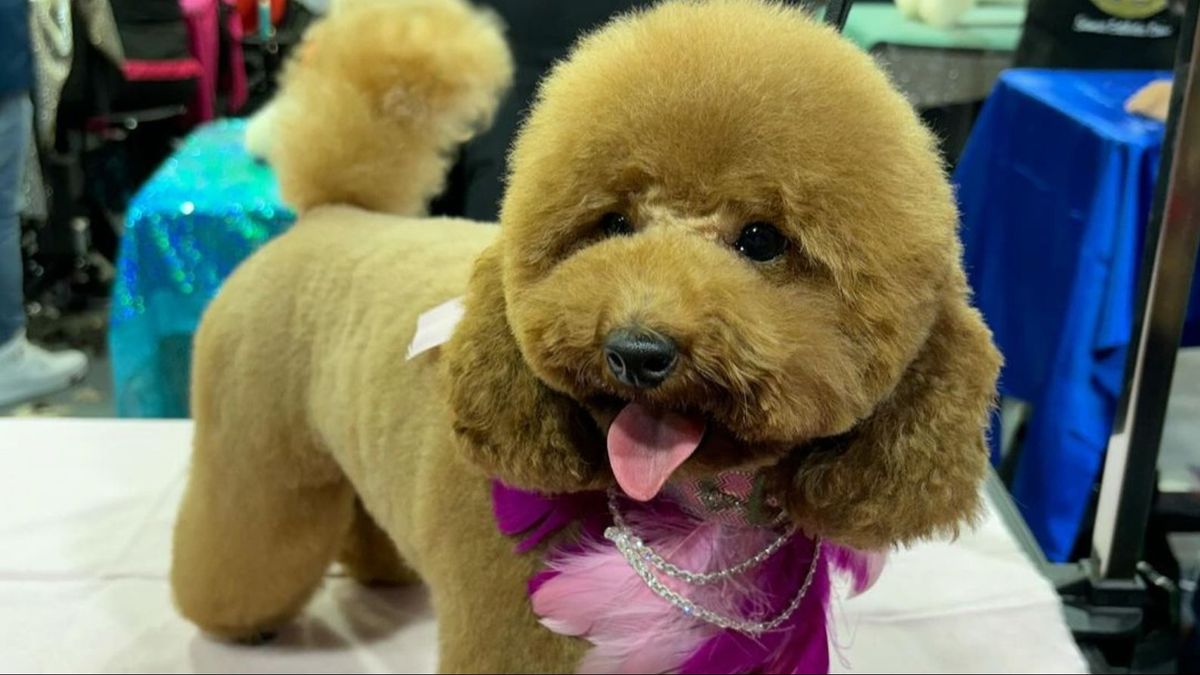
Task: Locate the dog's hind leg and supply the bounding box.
[170,423,355,642]
[337,498,420,587]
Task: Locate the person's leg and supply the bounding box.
[0,93,29,342]
[0,92,88,408]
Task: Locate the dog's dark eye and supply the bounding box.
[734,222,787,262]
[600,212,634,237]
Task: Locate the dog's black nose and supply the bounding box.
[604,328,678,389]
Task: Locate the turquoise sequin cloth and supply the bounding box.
[109,119,295,417]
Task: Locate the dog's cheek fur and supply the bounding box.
[441,247,607,492]
[683,288,869,443]
[767,130,1002,549]
[776,285,1002,550]
[505,233,869,445]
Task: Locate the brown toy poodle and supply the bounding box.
[170,0,1001,672]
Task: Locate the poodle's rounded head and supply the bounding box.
[446,0,1000,548]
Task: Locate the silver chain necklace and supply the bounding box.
[603,488,822,636]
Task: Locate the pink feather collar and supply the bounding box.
[492,478,885,674]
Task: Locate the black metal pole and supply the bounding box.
[823,0,853,32]
[1093,0,1200,580]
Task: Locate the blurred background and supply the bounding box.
[1,0,1198,671]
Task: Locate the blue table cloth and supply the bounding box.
[955,69,1200,561]
[110,119,295,417]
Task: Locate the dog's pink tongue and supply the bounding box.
[607,403,705,502]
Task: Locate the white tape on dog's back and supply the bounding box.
[406,296,466,360]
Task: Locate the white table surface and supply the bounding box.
[0,419,1087,673]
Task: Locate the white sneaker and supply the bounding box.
[0,332,90,408]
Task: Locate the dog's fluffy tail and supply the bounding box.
[261,0,513,215]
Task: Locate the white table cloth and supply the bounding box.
[0,419,1087,673]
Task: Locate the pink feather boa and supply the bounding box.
[493,482,885,674]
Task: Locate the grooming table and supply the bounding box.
[0,419,1086,673]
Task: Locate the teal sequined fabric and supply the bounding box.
[109,119,295,417]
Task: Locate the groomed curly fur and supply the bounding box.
[449,0,1001,548]
[171,0,1000,671]
[266,0,512,215]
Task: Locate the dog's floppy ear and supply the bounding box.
[441,246,606,492]
[777,287,1001,550]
